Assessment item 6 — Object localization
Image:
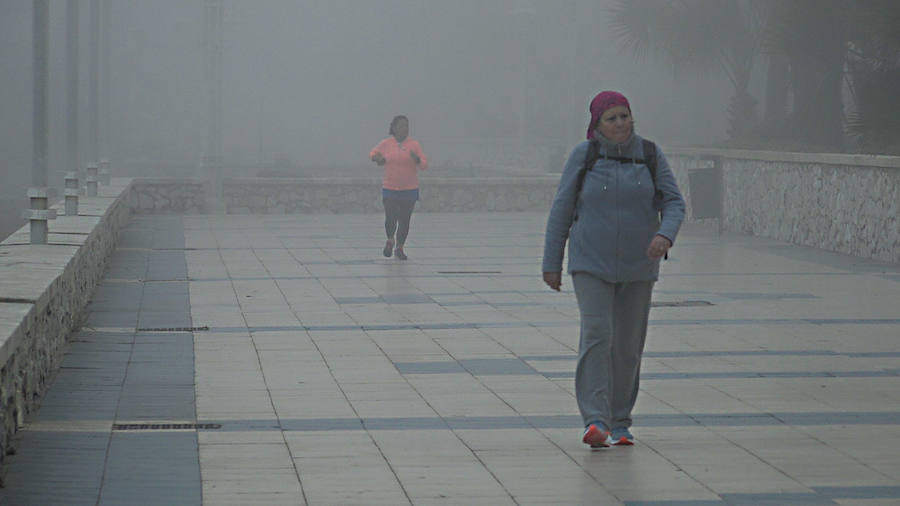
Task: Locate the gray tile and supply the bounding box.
[99,433,200,506]
[118,229,157,249]
[136,311,192,329]
[116,386,196,420]
[758,243,900,273]
[86,311,139,328]
[541,370,900,380]
[49,367,128,388]
[6,432,110,451]
[203,419,283,431]
[718,493,834,505]
[523,350,851,361]
[625,502,723,506]
[363,417,449,430]
[123,363,194,386]
[333,296,382,304]
[382,293,434,304]
[644,318,900,326]
[807,318,900,325]
[0,442,107,505]
[277,418,366,431]
[813,486,900,499]
[717,292,818,300]
[87,283,143,311]
[146,252,188,281]
[0,489,101,506]
[395,362,465,374]
[459,358,539,375]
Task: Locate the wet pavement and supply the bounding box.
[2,212,899,505]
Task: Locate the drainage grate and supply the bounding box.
[652,300,713,307]
[136,326,209,332]
[113,423,221,431]
[437,271,502,274]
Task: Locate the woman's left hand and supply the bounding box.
[410,151,421,164]
[647,235,672,259]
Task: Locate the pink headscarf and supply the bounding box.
[587,91,631,140]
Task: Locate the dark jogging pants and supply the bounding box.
[383,197,416,245]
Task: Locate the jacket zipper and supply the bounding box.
[614,144,621,279]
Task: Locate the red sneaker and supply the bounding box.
[582,424,610,448]
[608,427,634,446]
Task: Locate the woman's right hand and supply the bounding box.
[543,272,562,291]
[372,153,386,166]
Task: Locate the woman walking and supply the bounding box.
[370,115,428,260]
[542,91,685,448]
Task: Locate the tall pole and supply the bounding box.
[514,3,534,163]
[34,0,49,191]
[67,0,80,188]
[89,0,100,165]
[202,0,224,213]
[29,0,56,243]
[100,0,110,166]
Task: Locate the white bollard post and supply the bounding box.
[65,171,80,215]
[99,158,111,185]
[86,162,98,197]
[23,187,57,244]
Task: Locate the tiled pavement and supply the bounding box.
[2,212,900,505]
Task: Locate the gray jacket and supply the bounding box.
[542,133,685,282]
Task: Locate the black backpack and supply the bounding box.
[573,138,662,221]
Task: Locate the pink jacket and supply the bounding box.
[370,137,428,190]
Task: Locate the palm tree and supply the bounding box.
[844,0,900,153]
[606,0,764,140]
[761,0,847,149]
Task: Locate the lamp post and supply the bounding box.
[202,0,224,214]
[99,0,112,182]
[513,3,535,164]
[89,0,100,166]
[26,0,56,244]
[67,0,80,194]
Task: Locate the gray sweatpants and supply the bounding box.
[572,272,654,430]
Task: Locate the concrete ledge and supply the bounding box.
[0,178,135,473]
[666,146,900,169]
[666,149,899,263]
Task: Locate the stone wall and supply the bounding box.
[0,178,135,476]
[667,149,900,263]
[132,179,205,214]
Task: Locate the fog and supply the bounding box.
[2,0,735,235]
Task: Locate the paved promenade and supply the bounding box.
[2,212,900,505]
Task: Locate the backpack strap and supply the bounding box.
[642,138,664,208]
[642,139,657,184]
[574,140,600,205]
[572,140,599,221]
